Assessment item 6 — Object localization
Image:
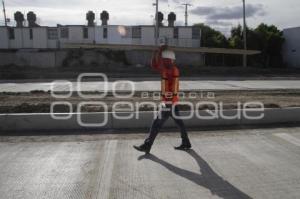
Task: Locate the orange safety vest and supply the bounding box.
[161,67,179,104]
[151,55,180,104]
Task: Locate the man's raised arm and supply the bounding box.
[151,45,168,72]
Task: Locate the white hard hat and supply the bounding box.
[162,50,176,60]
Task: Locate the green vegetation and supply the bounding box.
[193,23,228,48]
[194,23,285,67]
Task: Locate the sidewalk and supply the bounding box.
[1,80,300,92]
[0,127,300,199]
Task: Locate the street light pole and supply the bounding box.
[242,0,247,67]
[2,0,7,26]
[154,0,159,46]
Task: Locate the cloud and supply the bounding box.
[190,3,266,35]
[6,0,84,8]
[191,4,266,20]
[205,20,232,27]
[190,6,215,16]
[5,0,154,26]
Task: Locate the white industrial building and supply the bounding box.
[0,11,203,67]
[0,25,201,49]
[283,27,300,68]
[0,9,201,49]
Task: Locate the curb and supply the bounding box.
[0,108,300,132]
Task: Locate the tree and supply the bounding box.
[228,23,285,67]
[193,23,229,66]
[228,24,243,49]
[254,23,285,67]
[194,23,228,48]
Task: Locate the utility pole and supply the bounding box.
[182,3,191,26]
[242,0,247,67]
[2,0,7,26]
[153,0,159,46]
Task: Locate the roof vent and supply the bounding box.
[168,12,176,27]
[14,11,24,27]
[100,11,109,26]
[86,11,95,26]
[27,11,39,27]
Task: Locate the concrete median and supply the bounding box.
[0,107,300,132]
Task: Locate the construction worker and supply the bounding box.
[134,44,192,154]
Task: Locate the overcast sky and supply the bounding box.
[2,0,300,35]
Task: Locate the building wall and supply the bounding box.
[0,25,201,49]
[283,27,300,68]
[33,28,47,48]
[9,28,23,49]
[94,26,104,44]
[87,27,96,43]
[141,26,155,45]
[0,49,204,68]
[22,28,33,48]
[0,27,9,48]
[159,27,173,39]
[47,40,59,49]
[107,26,133,45]
[0,51,55,68]
[63,26,95,44]
[68,26,83,42]
[178,27,193,47]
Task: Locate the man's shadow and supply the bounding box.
[138,149,252,199]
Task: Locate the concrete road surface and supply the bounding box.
[0,127,300,199]
[1,80,300,92]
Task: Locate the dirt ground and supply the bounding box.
[2,64,300,80]
[1,90,300,113]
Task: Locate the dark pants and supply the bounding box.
[145,104,189,145]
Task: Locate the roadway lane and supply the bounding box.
[1,80,300,92]
[0,127,300,199]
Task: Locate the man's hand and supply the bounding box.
[153,45,168,60]
[152,50,160,64]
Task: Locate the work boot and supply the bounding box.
[174,138,191,150]
[133,143,151,154]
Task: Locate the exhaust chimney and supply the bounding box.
[14,11,24,27]
[157,12,164,27]
[168,12,176,27]
[27,11,39,27]
[100,11,109,26]
[86,11,95,26]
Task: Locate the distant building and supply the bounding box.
[283,27,300,68]
[0,11,203,67]
[0,10,201,50]
[0,25,201,49]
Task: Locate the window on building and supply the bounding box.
[47,28,58,40]
[83,27,88,39]
[174,27,178,39]
[29,29,33,40]
[60,27,69,39]
[103,28,108,39]
[8,28,15,40]
[132,26,141,38]
[192,27,201,39]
